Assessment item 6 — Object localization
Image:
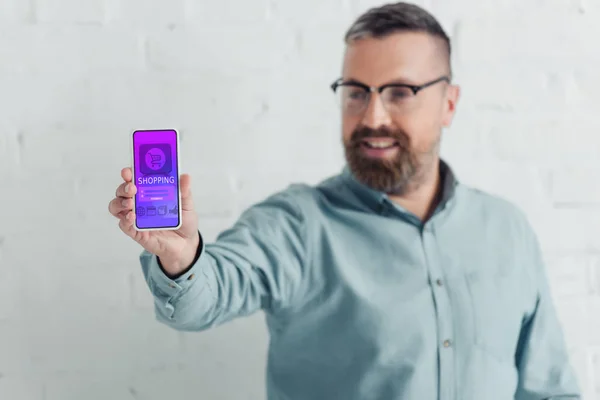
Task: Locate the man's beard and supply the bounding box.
[344,125,437,195]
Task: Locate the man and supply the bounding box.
[108,2,581,399]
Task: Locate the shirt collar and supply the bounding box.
[341,158,458,215]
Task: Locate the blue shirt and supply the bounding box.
[140,160,581,400]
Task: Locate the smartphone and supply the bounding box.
[131,128,182,231]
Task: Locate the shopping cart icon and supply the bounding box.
[140,144,172,175]
[148,152,162,168]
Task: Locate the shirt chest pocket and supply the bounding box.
[464,271,523,363]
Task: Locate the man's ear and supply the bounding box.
[442,84,460,127]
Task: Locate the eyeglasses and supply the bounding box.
[330,76,450,115]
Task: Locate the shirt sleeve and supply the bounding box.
[139,188,308,332]
[514,222,582,400]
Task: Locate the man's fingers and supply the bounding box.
[114,168,139,238]
[180,174,194,211]
[108,197,133,217]
[121,167,133,182]
[118,210,136,237]
[115,181,136,198]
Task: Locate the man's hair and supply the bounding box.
[344,2,452,78]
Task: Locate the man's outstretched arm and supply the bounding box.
[139,189,308,332]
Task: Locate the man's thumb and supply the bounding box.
[180,174,194,211]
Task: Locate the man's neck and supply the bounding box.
[387,159,442,222]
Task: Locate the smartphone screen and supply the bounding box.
[132,129,181,230]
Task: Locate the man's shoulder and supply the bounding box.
[244,169,358,223]
[458,184,522,212]
[456,183,535,235]
[242,174,333,218]
[265,172,342,210]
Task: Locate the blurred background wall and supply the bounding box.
[0,0,599,398]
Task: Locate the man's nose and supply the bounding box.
[361,94,393,129]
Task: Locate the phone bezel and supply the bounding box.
[130,128,183,231]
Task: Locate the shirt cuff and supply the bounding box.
[148,232,205,298]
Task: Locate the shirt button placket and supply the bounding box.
[421,222,455,399]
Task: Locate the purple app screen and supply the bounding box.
[133,129,179,229]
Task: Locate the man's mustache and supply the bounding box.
[349,126,410,147]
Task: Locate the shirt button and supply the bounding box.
[188,273,195,281]
[168,283,176,288]
[436,279,443,287]
[443,339,452,348]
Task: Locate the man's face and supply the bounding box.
[340,32,460,194]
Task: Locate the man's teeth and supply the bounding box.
[365,140,396,148]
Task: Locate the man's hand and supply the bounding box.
[108,167,200,276]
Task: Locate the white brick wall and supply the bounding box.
[0,0,598,398]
